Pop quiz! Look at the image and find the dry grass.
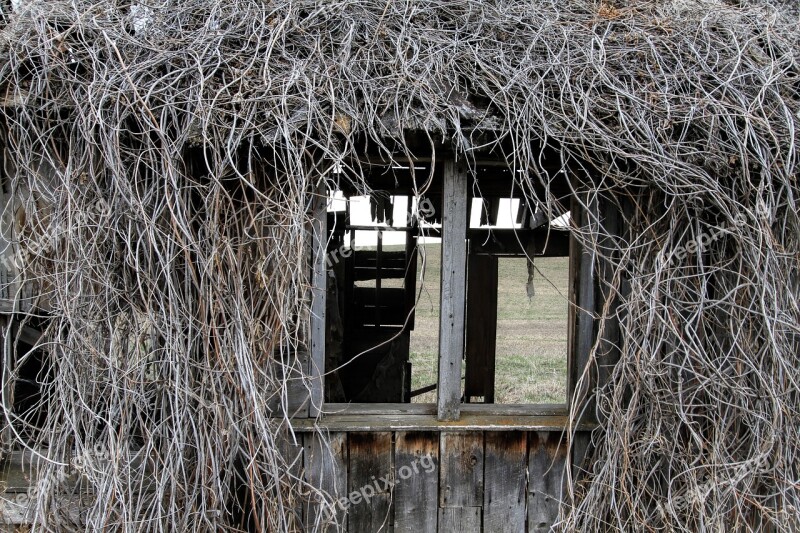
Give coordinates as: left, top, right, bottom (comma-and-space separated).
409, 243, 568, 404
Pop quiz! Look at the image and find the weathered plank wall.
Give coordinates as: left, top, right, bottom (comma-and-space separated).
0, 428, 580, 532
299, 429, 579, 533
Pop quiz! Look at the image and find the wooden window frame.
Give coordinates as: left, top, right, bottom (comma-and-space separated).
306, 160, 601, 429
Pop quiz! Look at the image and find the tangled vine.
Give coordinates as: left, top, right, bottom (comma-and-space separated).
0, 0, 798, 531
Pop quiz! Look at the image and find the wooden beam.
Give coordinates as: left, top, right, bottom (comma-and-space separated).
16, 324, 41, 347
291, 412, 594, 433
468, 228, 570, 257
309, 180, 327, 417
438, 159, 468, 421
479, 197, 501, 226
321, 403, 568, 417
375, 230, 383, 328
596, 196, 621, 416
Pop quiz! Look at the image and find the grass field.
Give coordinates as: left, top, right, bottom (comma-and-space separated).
409, 243, 569, 404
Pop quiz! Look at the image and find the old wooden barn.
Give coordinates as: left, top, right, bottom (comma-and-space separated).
0, 1, 798, 531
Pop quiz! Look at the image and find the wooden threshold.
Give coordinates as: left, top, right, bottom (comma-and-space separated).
291, 403, 597, 432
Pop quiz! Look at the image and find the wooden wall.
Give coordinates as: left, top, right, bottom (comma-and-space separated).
299, 429, 578, 533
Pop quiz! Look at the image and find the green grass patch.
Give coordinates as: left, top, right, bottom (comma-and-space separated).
409, 243, 569, 404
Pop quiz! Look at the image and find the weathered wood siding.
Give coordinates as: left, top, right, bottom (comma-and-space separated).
297, 429, 582, 533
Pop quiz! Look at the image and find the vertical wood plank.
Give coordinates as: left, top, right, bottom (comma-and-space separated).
267, 350, 310, 417
437, 507, 481, 532
585, 183, 615, 475
527, 431, 567, 533
394, 432, 439, 533
596, 197, 621, 413
568, 193, 598, 489
566, 198, 579, 403
577, 193, 597, 393
439, 432, 483, 508
0, 315, 10, 454
570, 430, 592, 486
304, 432, 347, 531
276, 429, 305, 531
438, 159, 468, 421
567, 193, 596, 409
464, 254, 498, 403
310, 179, 327, 417
483, 432, 527, 533
348, 432, 393, 533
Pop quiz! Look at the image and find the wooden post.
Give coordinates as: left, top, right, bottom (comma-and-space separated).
567, 193, 597, 486
464, 254, 498, 403
437, 159, 468, 421
309, 180, 327, 417
567, 193, 596, 407
596, 196, 620, 413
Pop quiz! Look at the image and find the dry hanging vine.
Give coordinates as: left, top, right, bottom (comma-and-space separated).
0, 0, 798, 531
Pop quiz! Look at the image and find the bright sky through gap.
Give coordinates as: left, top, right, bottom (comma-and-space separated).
329, 193, 569, 247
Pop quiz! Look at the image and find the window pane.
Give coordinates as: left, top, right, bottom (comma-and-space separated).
493, 256, 569, 403
409, 242, 441, 403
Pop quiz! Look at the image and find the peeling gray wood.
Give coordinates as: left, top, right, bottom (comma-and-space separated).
438, 159, 468, 421
304, 432, 347, 532
292, 413, 592, 433
527, 431, 567, 533
437, 507, 481, 532
570, 430, 592, 485
394, 432, 438, 533
267, 350, 310, 418
276, 428, 305, 531
309, 180, 327, 417
348, 432, 393, 533
439, 432, 483, 508
323, 403, 567, 417
483, 432, 527, 533
597, 196, 621, 412
567, 193, 597, 411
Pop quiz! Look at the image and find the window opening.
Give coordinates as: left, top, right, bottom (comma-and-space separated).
491, 256, 568, 403
320, 161, 577, 417
324, 193, 419, 403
